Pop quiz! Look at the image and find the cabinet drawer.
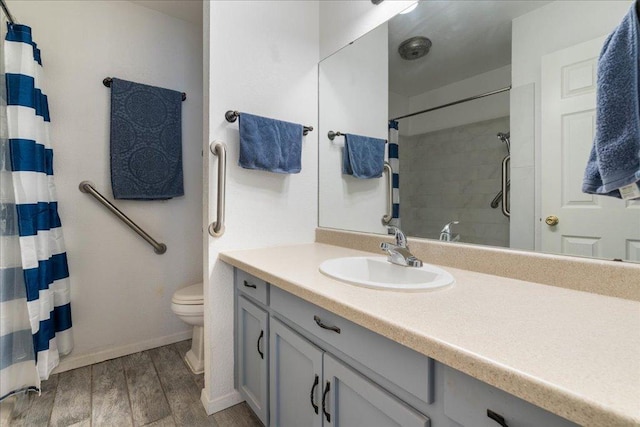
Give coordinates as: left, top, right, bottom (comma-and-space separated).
236, 269, 269, 305
271, 286, 433, 405
443, 366, 578, 427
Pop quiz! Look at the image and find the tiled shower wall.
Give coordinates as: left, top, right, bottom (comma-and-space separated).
400, 116, 510, 247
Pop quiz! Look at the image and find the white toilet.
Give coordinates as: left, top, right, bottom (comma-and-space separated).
171, 282, 205, 374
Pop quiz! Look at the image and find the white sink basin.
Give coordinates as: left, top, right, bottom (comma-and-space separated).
319, 256, 454, 292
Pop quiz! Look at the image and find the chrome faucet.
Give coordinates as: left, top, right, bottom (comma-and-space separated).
380, 226, 423, 267
439, 221, 460, 242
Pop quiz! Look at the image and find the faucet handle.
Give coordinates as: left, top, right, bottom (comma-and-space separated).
387, 226, 408, 248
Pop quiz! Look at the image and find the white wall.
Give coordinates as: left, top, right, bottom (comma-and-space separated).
204, 0, 319, 413
511, 0, 631, 250
402, 66, 511, 136
7, 0, 203, 371
319, 0, 415, 60
389, 91, 410, 121
318, 24, 389, 235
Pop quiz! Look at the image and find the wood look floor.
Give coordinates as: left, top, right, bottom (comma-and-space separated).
9, 340, 262, 427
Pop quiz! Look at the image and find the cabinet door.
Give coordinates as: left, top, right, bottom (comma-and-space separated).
323, 354, 430, 427
443, 366, 578, 427
237, 296, 269, 425
270, 318, 323, 427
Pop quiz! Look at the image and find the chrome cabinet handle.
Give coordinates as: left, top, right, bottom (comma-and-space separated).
314, 316, 341, 334
208, 141, 227, 237
310, 374, 319, 414
257, 330, 264, 359
322, 381, 331, 422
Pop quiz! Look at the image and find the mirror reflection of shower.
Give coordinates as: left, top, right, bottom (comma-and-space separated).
399, 110, 511, 248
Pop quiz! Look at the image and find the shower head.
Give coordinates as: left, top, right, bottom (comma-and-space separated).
497, 132, 510, 153
398, 36, 432, 60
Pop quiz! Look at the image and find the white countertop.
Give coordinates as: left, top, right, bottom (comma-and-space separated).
220, 243, 640, 427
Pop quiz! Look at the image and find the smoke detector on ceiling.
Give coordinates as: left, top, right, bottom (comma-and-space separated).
398, 36, 432, 60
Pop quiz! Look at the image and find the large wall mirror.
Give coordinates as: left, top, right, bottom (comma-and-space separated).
318, 0, 640, 262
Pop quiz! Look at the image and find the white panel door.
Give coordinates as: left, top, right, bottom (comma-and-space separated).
541, 37, 640, 261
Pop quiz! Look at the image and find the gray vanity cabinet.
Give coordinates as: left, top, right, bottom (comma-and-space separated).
323, 354, 430, 427
270, 317, 429, 427
234, 268, 576, 427
237, 295, 269, 425
270, 318, 323, 427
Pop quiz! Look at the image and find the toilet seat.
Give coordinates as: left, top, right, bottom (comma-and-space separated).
170, 303, 204, 317
172, 282, 203, 305
171, 282, 205, 374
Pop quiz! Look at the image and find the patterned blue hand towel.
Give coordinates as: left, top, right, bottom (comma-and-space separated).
238, 113, 303, 174
583, 1, 640, 198
342, 133, 386, 179
110, 78, 184, 199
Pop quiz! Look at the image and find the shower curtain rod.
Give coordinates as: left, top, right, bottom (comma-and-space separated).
0, 0, 16, 24
390, 85, 512, 122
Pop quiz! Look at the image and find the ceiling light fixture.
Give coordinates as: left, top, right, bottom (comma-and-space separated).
398, 36, 432, 60
371, 0, 384, 4
399, 3, 419, 15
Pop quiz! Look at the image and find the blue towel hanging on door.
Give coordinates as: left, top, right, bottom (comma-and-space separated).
583, 1, 640, 198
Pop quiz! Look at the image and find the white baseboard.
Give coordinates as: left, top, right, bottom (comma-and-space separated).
200, 388, 244, 415
52, 330, 193, 374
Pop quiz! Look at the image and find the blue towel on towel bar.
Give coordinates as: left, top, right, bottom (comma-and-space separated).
583, 1, 640, 198
342, 133, 386, 179
110, 78, 184, 199
238, 113, 303, 174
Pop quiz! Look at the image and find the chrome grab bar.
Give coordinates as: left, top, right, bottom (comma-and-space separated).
490, 183, 510, 209
79, 181, 167, 254
381, 162, 393, 225
501, 155, 510, 218
208, 141, 227, 237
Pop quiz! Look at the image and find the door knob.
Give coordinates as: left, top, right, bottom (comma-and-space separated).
545, 215, 559, 226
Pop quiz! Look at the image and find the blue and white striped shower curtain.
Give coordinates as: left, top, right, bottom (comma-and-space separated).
388, 120, 400, 227
1, 23, 73, 400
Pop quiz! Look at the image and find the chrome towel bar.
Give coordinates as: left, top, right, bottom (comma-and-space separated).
103, 77, 186, 101
225, 110, 313, 136
79, 181, 167, 254
208, 141, 227, 237
327, 130, 344, 141
328, 130, 388, 143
